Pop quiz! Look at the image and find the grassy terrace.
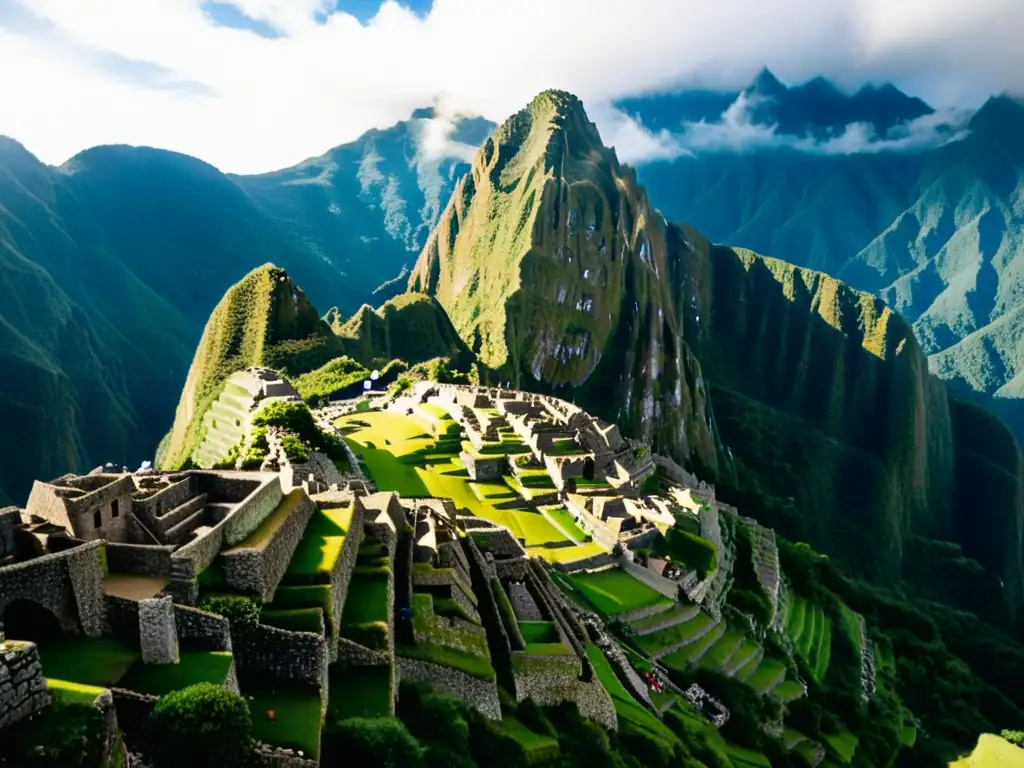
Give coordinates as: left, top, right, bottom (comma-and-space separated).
495, 714, 559, 758
225, 489, 307, 552
566, 568, 673, 617
782, 593, 833, 683
38, 637, 139, 687
249, 691, 323, 759
584, 643, 678, 750
339, 411, 602, 565
327, 665, 392, 724
542, 506, 588, 542
635, 611, 715, 655
283, 505, 355, 584
119, 651, 234, 695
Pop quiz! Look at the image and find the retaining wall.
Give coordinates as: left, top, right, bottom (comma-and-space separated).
396, 656, 501, 720
0, 641, 49, 728
620, 556, 680, 600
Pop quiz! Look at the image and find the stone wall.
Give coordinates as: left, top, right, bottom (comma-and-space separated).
234, 624, 328, 694
281, 451, 345, 491
0, 641, 49, 728
327, 506, 364, 658
105, 542, 174, 577
460, 452, 506, 481
221, 492, 315, 601
552, 551, 615, 574
27, 475, 135, 544
0, 540, 106, 638
174, 604, 232, 652
221, 476, 286, 546
620, 556, 680, 600
250, 743, 318, 768
335, 637, 390, 667
111, 688, 158, 748
105, 595, 141, 650
511, 651, 582, 703
93, 689, 121, 767
396, 656, 501, 720
139, 595, 179, 664
0, 508, 19, 558
66, 541, 108, 636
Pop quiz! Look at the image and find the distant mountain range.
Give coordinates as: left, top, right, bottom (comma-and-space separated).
0, 109, 487, 503
620, 70, 1024, 444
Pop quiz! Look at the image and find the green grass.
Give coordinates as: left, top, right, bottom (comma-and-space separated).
823, 731, 859, 764
697, 625, 746, 671
282, 506, 355, 585
342, 411, 580, 553
261, 607, 325, 634
119, 651, 234, 696
396, 642, 495, 681
951, 734, 1024, 767
47, 678, 106, 705
519, 621, 559, 643
629, 603, 697, 633
524, 642, 572, 656
267, 584, 333, 629
567, 568, 673, 617
634, 611, 715, 655
584, 643, 678, 748
772, 678, 806, 701
743, 658, 787, 694
341, 573, 390, 626
495, 714, 559, 756
661, 622, 724, 667
326, 664, 392, 723
785, 594, 832, 683
37, 637, 139, 687
544, 506, 588, 542
249, 692, 323, 758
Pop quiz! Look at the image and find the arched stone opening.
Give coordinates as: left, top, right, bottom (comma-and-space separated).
1, 599, 63, 644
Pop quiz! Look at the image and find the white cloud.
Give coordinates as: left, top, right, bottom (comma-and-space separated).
651, 92, 973, 156
0, 0, 1020, 173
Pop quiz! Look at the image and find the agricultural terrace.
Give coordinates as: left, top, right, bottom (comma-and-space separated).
335, 410, 602, 563
781, 593, 833, 683
559, 568, 672, 617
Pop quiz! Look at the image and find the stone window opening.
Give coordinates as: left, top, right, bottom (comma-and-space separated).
93, 510, 102, 529
111, 499, 119, 518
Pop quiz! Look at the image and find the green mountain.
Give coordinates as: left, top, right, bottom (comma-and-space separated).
157, 266, 468, 469
0, 110, 490, 500
410, 90, 722, 476
409, 90, 1024, 621
626, 82, 1024, 449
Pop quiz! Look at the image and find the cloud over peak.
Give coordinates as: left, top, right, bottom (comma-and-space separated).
0, 0, 1019, 173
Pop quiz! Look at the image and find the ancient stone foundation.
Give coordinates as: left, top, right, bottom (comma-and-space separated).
0, 641, 50, 728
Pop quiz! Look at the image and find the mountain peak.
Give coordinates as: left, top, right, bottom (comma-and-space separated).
528, 89, 586, 119
746, 67, 787, 98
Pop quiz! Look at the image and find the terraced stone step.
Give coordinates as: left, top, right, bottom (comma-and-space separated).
733, 647, 764, 680
649, 615, 721, 660
619, 600, 676, 624
629, 603, 700, 636
722, 639, 761, 676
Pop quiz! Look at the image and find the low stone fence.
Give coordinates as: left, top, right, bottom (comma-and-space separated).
111, 687, 159, 748
327, 506, 364, 659
174, 603, 232, 652
234, 624, 328, 695
396, 656, 501, 720
250, 743, 318, 768
620, 556, 680, 600
105, 594, 141, 649
105, 542, 174, 577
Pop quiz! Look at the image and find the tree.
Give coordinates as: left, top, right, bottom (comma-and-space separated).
147, 683, 252, 768
330, 717, 426, 767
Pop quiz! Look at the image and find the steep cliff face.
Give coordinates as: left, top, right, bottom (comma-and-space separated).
409, 91, 721, 473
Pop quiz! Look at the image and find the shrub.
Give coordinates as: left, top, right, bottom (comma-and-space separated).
197, 595, 261, 629
641, 471, 661, 495
147, 683, 252, 768
330, 717, 426, 767
280, 433, 310, 463
1003, 730, 1024, 747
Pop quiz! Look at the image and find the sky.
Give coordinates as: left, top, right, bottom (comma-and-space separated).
0, 0, 1022, 173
